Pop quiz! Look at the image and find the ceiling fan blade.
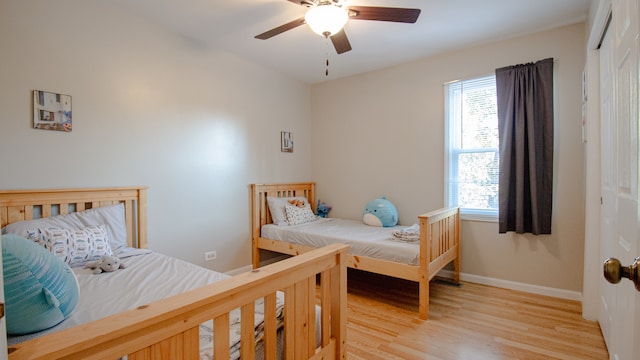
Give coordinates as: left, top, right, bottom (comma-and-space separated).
348, 6, 421, 23
331, 30, 352, 54
255, 17, 306, 40
286, 0, 311, 5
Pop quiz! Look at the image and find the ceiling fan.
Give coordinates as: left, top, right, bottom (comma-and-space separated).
255, 0, 421, 55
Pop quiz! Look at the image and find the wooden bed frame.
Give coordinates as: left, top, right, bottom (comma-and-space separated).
1, 187, 348, 360
251, 182, 460, 320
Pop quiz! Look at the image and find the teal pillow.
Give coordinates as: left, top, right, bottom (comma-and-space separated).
2, 233, 80, 335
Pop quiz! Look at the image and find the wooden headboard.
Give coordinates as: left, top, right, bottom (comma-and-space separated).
250, 182, 316, 226
0, 187, 148, 249
250, 182, 315, 266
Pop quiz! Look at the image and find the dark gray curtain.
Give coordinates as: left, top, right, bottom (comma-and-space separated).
495, 58, 554, 235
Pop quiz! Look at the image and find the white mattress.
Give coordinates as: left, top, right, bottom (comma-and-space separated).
262, 218, 420, 265
9, 249, 227, 344
8, 249, 288, 359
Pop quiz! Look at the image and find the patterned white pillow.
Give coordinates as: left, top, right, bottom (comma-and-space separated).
267, 196, 309, 226
26, 225, 113, 267
3, 203, 128, 255
284, 204, 318, 226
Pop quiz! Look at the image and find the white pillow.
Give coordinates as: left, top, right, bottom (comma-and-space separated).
2, 203, 128, 255
284, 204, 318, 226
26, 225, 113, 267
266, 196, 309, 226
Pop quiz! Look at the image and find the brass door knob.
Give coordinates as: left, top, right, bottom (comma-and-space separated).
603, 257, 640, 291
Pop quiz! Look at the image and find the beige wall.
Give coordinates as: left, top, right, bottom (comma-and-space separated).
0, 0, 312, 272
311, 23, 586, 292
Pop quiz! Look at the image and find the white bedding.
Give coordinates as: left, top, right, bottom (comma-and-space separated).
8, 249, 286, 359
262, 218, 420, 265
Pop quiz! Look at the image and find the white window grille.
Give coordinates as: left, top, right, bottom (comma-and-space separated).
444, 75, 499, 221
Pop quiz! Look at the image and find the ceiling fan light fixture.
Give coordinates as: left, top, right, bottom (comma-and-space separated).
305, 4, 348, 37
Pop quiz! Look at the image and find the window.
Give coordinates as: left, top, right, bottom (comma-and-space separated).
445, 75, 499, 221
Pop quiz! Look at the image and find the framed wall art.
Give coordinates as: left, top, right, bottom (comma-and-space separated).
281, 131, 293, 153
33, 90, 72, 132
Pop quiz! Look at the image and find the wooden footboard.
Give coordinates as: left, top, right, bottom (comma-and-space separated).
418, 206, 460, 319
7, 243, 348, 360
251, 183, 460, 320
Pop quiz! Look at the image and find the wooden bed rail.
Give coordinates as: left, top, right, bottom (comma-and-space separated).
7, 243, 349, 360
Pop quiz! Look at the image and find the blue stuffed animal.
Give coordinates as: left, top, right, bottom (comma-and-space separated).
316, 200, 332, 218
362, 196, 398, 227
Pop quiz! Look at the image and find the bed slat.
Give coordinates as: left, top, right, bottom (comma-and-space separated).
307, 276, 316, 356
0, 207, 7, 228
6, 207, 26, 226
214, 313, 230, 359
128, 347, 151, 360
294, 278, 311, 359
124, 199, 135, 247
320, 271, 331, 347
330, 250, 347, 359
263, 293, 278, 360
241, 303, 255, 360
284, 284, 295, 360
181, 327, 200, 359
137, 189, 148, 249
42, 204, 51, 218
150, 328, 198, 360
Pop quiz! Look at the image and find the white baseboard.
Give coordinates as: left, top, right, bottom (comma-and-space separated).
437, 269, 583, 302
227, 260, 582, 302
225, 254, 290, 276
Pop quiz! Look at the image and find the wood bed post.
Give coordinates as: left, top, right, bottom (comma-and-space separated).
331, 244, 347, 359
418, 214, 430, 320
250, 184, 261, 269
453, 207, 461, 283
137, 187, 148, 249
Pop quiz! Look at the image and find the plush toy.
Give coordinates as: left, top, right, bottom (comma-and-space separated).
85, 255, 126, 274
2, 234, 80, 335
316, 200, 332, 218
362, 196, 398, 227
288, 199, 306, 207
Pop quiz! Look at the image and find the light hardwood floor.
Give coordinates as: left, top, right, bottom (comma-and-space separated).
343, 269, 609, 360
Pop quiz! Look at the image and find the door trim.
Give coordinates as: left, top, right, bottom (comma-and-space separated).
583, 0, 613, 321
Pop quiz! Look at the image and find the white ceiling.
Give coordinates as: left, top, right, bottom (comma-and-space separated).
106, 0, 591, 84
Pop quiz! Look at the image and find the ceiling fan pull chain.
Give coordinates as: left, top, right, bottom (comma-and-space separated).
325, 34, 330, 76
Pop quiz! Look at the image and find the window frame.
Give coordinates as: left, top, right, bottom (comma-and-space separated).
444, 75, 499, 222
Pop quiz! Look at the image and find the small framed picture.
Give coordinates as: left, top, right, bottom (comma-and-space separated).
281, 131, 293, 153
33, 90, 72, 132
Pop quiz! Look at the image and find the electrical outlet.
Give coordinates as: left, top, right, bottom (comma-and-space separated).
204, 251, 217, 261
